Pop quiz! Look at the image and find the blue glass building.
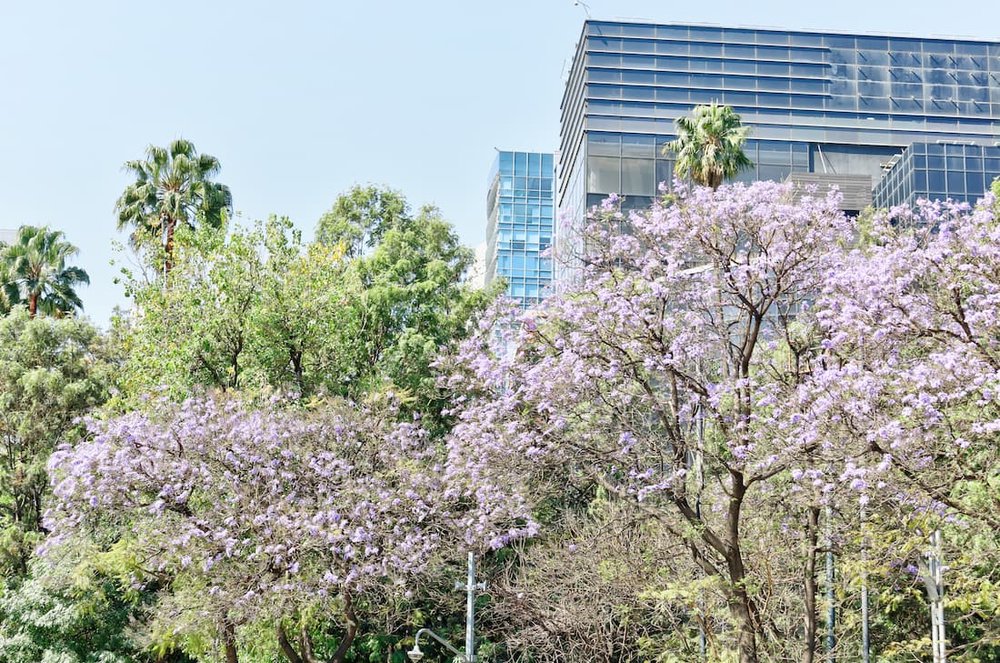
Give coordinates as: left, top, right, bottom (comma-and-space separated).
486, 151, 555, 307
558, 21, 1000, 220
873, 142, 1000, 207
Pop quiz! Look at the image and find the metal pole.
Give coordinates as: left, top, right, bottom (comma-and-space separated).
861, 573, 870, 663
466, 552, 476, 663
922, 529, 946, 663
928, 535, 940, 663
860, 506, 870, 663
922, 529, 945, 663
826, 506, 836, 660
696, 401, 706, 661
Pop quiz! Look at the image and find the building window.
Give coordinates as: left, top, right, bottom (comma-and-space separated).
587, 156, 621, 193
622, 158, 655, 195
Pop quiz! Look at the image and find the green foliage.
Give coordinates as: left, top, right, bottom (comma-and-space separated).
315, 184, 410, 258
0, 226, 90, 317
665, 103, 753, 189
110, 217, 273, 401
112, 192, 495, 422
0, 566, 137, 663
346, 203, 496, 415
0, 309, 111, 579
0, 534, 195, 663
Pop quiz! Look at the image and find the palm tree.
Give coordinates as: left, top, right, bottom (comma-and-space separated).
665, 103, 754, 189
115, 139, 232, 274
0, 225, 90, 317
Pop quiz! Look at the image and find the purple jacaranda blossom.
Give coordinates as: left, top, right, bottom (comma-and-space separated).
44, 392, 524, 642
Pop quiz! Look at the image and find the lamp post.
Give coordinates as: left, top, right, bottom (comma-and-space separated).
920, 529, 946, 663
408, 552, 484, 662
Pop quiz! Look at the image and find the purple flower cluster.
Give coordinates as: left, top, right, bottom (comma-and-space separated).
444, 181, 1000, 548
45, 394, 454, 621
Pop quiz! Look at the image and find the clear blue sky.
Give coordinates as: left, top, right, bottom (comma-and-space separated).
1, 0, 997, 325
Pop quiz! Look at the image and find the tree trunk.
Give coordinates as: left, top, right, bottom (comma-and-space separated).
222, 620, 239, 663
27, 292, 37, 318
727, 480, 760, 663
728, 565, 760, 663
290, 348, 304, 396
299, 625, 316, 662
802, 506, 821, 663
277, 623, 305, 663
330, 593, 359, 663
164, 217, 176, 275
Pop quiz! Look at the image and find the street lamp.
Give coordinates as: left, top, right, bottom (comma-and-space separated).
407, 628, 464, 662
407, 552, 484, 662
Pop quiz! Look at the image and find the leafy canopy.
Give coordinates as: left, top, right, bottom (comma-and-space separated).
0, 308, 111, 580
112, 187, 496, 423
315, 184, 409, 258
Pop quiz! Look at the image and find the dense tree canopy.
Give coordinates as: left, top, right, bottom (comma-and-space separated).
43, 386, 530, 663
5, 154, 1000, 663
113, 194, 496, 422
315, 184, 409, 258
0, 309, 111, 579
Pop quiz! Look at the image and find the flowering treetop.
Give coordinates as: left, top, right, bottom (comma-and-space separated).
444, 181, 854, 663
44, 392, 530, 661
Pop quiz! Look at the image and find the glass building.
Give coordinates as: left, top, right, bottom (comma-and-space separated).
873, 142, 1000, 207
486, 151, 555, 307
558, 21, 1000, 221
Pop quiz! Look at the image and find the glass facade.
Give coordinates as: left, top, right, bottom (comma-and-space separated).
558, 20, 1000, 215
486, 151, 555, 307
873, 142, 1000, 208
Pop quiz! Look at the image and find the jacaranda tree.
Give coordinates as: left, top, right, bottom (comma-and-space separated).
446, 185, 1000, 662
444, 182, 854, 663
44, 393, 529, 663
793, 197, 1000, 659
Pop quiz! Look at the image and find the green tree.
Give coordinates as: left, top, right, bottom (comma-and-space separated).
0, 308, 111, 579
115, 139, 232, 274
0, 226, 90, 318
315, 184, 409, 258
113, 190, 496, 419
251, 218, 352, 396
665, 102, 753, 189
110, 217, 269, 403
345, 203, 493, 412
0, 558, 151, 663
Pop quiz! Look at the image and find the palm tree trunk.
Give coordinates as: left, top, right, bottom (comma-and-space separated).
28, 293, 38, 318
164, 218, 176, 275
